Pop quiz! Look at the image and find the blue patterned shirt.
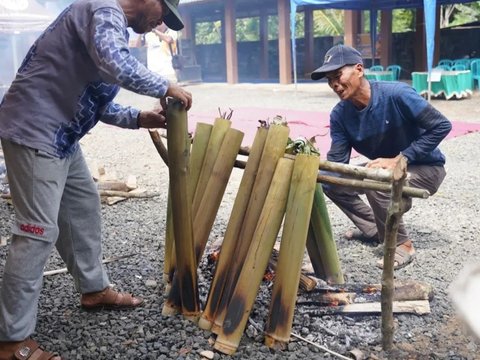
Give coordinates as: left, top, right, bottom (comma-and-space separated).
0, 0, 169, 158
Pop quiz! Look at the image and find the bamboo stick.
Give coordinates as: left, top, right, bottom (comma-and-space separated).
148, 129, 169, 166
309, 184, 344, 284
268, 254, 317, 293
162, 99, 200, 320
381, 156, 407, 351
191, 118, 231, 216
264, 154, 320, 350
214, 157, 294, 355
211, 124, 290, 334
319, 160, 393, 182
317, 174, 429, 199
198, 127, 269, 331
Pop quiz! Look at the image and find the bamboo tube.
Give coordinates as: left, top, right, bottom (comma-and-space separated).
382, 157, 407, 351
317, 174, 429, 199
309, 184, 344, 284
198, 127, 269, 331
264, 154, 319, 350
305, 225, 326, 281
214, 157, 294, 355
211, 124, 290, 333
162, 100, 200, 320
163, 189, 175, 286
188, 123, 213, 204
191, 118, 231, 216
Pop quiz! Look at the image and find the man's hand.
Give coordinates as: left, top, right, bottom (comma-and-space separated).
164, 83, 192, 111
137, 110, 167, 129
366, 154, 405, 170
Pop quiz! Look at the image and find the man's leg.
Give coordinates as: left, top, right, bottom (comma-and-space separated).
322, 184, 378, 239
0, 140, 67, 342
54, 147, 110, 293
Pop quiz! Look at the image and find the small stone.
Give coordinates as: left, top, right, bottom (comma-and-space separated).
145, 279, 158, 288
199, 350, 214, 359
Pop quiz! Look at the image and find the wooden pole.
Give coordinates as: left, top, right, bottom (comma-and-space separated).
381, 156, 407, 350
214, 157, 294, 355
265, 154, 320, 350
198, 127, 269, 331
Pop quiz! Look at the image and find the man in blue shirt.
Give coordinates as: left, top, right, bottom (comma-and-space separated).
311, 45, 451, 271
0, 0, 190, 358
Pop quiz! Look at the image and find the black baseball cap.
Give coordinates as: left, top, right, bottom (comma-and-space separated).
163, 0, 184, 31
311, 45, 363, 80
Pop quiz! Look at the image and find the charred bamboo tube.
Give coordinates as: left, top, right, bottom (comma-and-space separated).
382, 157, 407, 351
264, 154, 320, 350
163, 189, 175, 286
305, 225, 326, 281
317, 174, 429, 199
211, 124, 290, 333
198, 127, 269, 331
162, 100, 200, 320
214, 157, 294, 355
192, 118, 231, 216
309, 184, 344, 284
188, 123, 213, 204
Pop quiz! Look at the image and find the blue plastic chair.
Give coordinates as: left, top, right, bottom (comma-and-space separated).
435, 64, 451, 71
386, 65, 401, 80
438, 59, 453, 68
369, 65, 384, 72
453, 59, 470, 69
470, 59, 480, 90
451, 64, 466, 71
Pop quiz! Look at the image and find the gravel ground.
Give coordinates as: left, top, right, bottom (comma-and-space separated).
1, 83, 480, 359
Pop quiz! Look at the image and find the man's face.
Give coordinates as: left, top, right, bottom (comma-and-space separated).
130, 0, 169, 34
325, 64, 363, 101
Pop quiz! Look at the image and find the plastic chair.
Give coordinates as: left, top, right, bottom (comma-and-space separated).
451, 64, 466, 71
369, 65, 384, 72
453, 59, 470, 69
470, 59, 480, 90
438, 59, 453, 68
386, 65, 401, 80
435, 64, 451, 71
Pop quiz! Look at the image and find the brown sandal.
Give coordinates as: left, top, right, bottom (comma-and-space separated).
6, 339, 61, 360
80, 287, 144, 310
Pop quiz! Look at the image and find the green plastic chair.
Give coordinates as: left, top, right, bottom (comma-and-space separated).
470, 59, 480, 90
386, 65, 401, 80
438, 59, 453, 68
451, 64, 466, 71
369, 65, 384, 72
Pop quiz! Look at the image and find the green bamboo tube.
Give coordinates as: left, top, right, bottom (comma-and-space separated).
211, 124, 290, 334
193, 128, 244, 261
264, 154, 319, 350
162, 99, 200, 320
191, 118, 231, 216
214, 157, 294, 355
198, 127, 269, 331
305, 224, 326, 280
310, 184, 344, 284
188, 123, 213, 204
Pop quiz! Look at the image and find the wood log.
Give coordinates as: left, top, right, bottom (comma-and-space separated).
97, 189, 158, 198
319, 159, 392, 182
268, 256, 317, 293
96, 181, 129, 192
305, 300, 430, 316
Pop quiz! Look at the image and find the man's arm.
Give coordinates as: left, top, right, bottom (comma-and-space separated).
99, 102, 167, 129
326, 112, 352, 164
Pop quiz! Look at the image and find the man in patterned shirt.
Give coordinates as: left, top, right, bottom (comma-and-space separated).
311, 45, 451, 271
0, 1, 190, 358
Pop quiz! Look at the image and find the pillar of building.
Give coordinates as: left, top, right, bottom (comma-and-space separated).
304, 7, 314, 76
380, 10, 392, 68
278, 0, 292, 84
260, 6, 269, 79
344, 10, 360, 48
224, 0, 238, 84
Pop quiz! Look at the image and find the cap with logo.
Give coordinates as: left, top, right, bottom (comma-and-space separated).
163, 0, 184, 31
311, 45, 363, 80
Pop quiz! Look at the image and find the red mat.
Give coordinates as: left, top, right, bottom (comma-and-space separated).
189, 107, 480, 158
